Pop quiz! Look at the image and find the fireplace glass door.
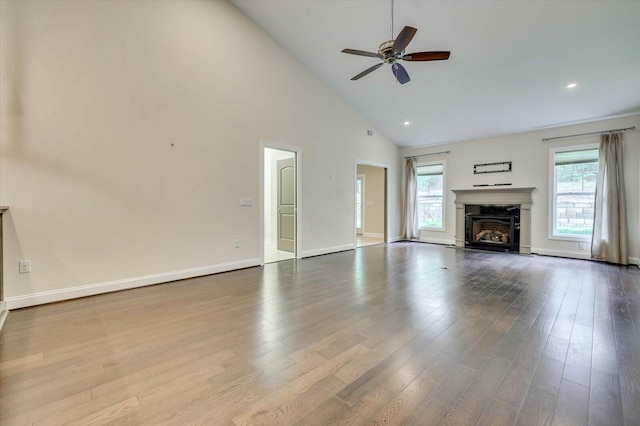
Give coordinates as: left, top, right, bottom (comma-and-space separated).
467, 215, 515, 252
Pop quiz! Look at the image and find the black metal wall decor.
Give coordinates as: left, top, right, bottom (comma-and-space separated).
474, 161, 512, 174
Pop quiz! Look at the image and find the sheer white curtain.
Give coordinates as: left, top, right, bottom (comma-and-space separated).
591, 132, 628, 265
403, 158, 419, 240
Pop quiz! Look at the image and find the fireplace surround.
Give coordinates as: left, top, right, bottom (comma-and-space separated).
452, 187, 536, 254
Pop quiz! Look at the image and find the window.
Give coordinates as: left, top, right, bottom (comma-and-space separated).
417, 163, 444, 229
551, 146, 598, 239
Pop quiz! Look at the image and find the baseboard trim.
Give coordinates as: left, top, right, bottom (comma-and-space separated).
362, 232, 384, 239
390, 235, 404, 242
418, 237, 456, 246
6, 258, 261, 310
531, 247, 591, 260
0, 301, 8, 332
532, 249, 640, 266
301, 244, 355, 258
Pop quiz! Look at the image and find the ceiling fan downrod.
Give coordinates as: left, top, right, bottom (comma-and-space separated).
390, 0, 394, 40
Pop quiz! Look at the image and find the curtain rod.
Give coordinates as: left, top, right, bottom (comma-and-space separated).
404, 150, 451, 159
541, 126, 635, 142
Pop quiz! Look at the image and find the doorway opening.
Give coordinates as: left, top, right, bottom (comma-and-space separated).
263, 147, 296, 263
356, 174, 365, 236
355, 163, 387, 248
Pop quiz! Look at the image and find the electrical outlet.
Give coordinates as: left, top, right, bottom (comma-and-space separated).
240, 198, 253, 207
579, 242, 588, 251
234, 239, 240, 248
19, 260, 31, 274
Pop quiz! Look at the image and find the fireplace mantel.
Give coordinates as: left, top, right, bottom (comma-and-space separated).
452, 187, 536, 254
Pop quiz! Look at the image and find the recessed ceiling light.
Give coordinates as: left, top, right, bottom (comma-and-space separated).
566, 82, 577, 89
403, 121, 411, 126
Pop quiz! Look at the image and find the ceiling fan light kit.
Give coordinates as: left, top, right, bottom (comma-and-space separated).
341, 0, 450, 84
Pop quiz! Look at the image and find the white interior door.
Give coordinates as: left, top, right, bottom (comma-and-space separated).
277, 157, 295, 252
356, 175, 365, 235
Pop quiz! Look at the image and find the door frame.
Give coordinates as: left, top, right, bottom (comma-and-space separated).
260, 141, 302, 265
356, 174, 365, 235
355, 160, 390, 245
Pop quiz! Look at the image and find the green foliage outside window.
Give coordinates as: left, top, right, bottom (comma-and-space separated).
556, 162, 597, 194
554, 150, 598, 237
417, 174, 443, 228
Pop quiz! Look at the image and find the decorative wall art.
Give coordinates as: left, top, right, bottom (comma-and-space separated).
473, 161, 512, 174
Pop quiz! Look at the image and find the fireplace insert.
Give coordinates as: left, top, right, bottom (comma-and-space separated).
465, 205, 520, 252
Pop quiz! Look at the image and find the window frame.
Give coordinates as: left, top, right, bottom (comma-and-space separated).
417, 160, 446, 232
548, 143, 598, 242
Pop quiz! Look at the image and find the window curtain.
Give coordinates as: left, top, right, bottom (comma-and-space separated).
591, 132, 628, 265
403, 158, 419, 239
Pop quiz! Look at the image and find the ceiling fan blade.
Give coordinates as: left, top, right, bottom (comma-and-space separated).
351, 62, 384, 81
392, 26, 417, 55
392, 63, 410, 85
403, 51, 451, 61
342, 49, 382, 59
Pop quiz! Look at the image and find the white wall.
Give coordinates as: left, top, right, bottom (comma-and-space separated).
0, 0, 401, 308
402, 115, 640, 264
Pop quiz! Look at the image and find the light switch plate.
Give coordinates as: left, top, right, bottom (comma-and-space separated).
240, 198, 253, 207
19, 260, 31, 274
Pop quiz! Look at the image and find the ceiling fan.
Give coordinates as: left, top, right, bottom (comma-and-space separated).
341, 0, 450, 84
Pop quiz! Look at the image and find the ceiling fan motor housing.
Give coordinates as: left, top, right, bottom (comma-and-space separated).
379, 40, 399, 63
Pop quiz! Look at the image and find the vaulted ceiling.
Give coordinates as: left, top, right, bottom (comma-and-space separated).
232, 0, 640, 148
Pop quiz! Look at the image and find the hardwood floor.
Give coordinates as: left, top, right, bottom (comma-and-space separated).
1, 242, 639, 425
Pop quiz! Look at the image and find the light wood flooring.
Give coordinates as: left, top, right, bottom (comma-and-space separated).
356, 235, 385, 248
264, 239, 295, 264
1, 242, 639, 425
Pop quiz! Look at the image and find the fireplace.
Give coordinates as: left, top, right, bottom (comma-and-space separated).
465, 205, 520, 252
452, 187, 536, 254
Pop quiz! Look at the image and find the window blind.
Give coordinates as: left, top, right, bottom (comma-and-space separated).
417, 164, 444, 176
554, 149, 598, 166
